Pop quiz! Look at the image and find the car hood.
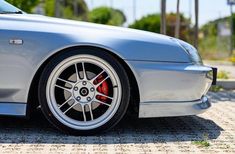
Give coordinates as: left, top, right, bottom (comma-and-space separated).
1, 14, 191, 63
1, 14, 176, 44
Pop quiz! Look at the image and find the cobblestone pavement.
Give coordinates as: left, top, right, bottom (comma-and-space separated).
0, 91, 235, 154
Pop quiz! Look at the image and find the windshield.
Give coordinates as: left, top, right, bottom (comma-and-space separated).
0, 0, 23, 14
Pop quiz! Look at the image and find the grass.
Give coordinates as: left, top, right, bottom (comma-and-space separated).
217, 70, 230, 79
193, 140, 210, 148
209, 70, 230, 92
209, 85, 223, 92
230, 55, 235, 64
192, 133, 210, 148
199, 36, 230, 60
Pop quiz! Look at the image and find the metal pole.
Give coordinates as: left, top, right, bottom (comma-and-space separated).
189, 0, 192, 20
189, 0, 192, 42
230, 5, 234, 55
73, 0, 78, 16
175, 0, 180, 38
161, 0, 166, 34
55, 0, 60, 17
194, 0, 199, 49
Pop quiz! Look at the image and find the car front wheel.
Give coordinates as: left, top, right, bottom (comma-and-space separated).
38, 48, 130, 135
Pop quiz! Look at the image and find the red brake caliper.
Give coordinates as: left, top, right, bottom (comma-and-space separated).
95, 75, 109, 103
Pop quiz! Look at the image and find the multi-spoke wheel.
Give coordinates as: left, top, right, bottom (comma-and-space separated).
38, 48, 130, 135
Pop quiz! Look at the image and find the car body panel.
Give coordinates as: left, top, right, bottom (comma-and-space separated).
139, 96, 211, 118
0, 102, 26, 116
0, 14, 191, 61
0, 14, 213, 118
127, 61, 212, 103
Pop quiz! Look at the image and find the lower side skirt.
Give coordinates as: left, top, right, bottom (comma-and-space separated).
0, 102, 26, 116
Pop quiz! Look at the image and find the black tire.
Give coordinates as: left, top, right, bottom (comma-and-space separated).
38, 48, 130, 135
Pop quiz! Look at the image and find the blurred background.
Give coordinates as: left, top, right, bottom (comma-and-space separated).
5, 0, 235, 87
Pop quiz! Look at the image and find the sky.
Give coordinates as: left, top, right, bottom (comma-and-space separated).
84, 0, 232, 27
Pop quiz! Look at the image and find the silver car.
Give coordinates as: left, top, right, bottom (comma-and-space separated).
0, 1, 217, 135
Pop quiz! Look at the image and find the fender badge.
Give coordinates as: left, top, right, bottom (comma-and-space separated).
9, 39, 23, 45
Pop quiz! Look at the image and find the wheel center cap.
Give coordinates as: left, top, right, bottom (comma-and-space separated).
73, 81, 95, 103
80, 87, 89, 96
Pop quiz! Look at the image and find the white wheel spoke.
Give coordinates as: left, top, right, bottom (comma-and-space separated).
82, 62, 88, 80
94, 99, 111, 107
81, 104, 87, 122
90, 70, 105, 83
96, 91, 113, 100
59, 97, 72, 109
55, 84, 72, 93
74, 64, 80, 82
47, 55, 122, 129
88, 104, 94, 120
95, 76, 110, 88
57, 77, 74, 86
63, 101, 78, 114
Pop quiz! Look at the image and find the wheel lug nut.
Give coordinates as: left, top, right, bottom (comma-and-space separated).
76, 96, 81, 101
87, 97, 91, 101
82, 81, 87, 85
74, 87, 78, 91
90, 88, 95, 92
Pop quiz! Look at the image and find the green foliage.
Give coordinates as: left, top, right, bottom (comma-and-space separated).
129, 14, 161, 33
192, 133, 210, 148
44, 0, 54, 17
230, 54, 235, 64
6, 0, 39, 13
198, 35, 220, 60
44, 0, 88, 20
129, 13, 192, 42
199, 18, 229, 60
200, 21, 217, 36
217, 70, 230, 79
63, 0, 88, 20
199, 15, 235, 60
193, 140, 210, 148
166, 13, 192, 41
88, 7, 126, 26
88, 7, 111, 24
109, 9, 126, 26
210, 85, 223, 92
209, 70, 229, 92
62, 6, 75, 19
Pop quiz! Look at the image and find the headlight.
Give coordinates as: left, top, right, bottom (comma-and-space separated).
177, 39, 203, 65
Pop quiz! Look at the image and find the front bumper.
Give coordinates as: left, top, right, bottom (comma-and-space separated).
139, 96, 211, 118
127, 60, 215, 118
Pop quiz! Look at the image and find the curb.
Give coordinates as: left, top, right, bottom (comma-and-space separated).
217, 79, 235, 90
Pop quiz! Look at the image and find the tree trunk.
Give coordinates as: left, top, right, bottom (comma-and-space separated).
161, 0, 166, 35
230, 5, 234, 56
194, 0, 199, 49
55, 0, 60, 17
73, 0, 78, 16
175, 0, 180, 38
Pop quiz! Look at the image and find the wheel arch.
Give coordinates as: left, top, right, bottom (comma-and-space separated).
27, 45, 140, 117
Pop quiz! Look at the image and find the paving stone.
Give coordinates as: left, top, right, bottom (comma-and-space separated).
0, 91, 235, 153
